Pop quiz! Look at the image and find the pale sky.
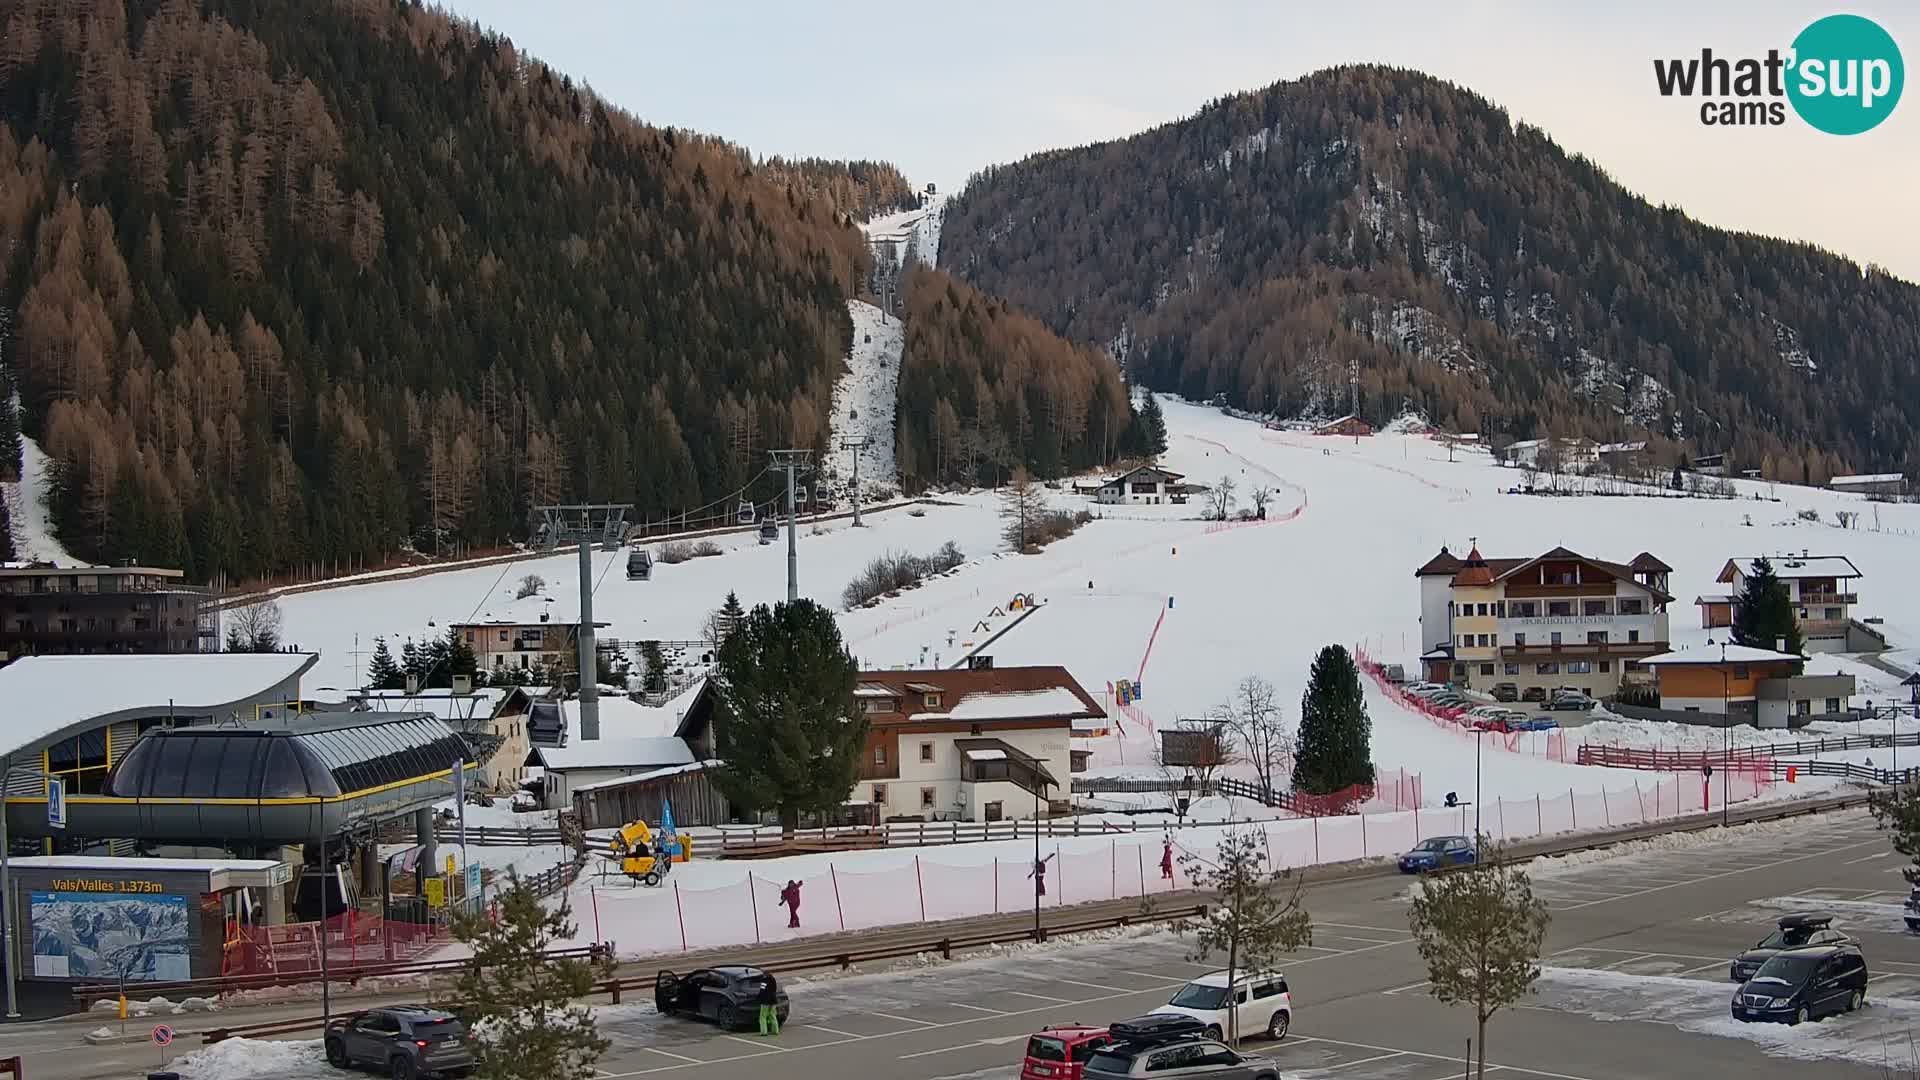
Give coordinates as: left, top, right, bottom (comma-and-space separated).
441, 1, 1919, 283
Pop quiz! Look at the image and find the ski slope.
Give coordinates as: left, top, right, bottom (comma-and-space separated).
862, 192, 947, 269
278, 396, 1919, 801
2, 433, 79, 565
823, 299, 903, 492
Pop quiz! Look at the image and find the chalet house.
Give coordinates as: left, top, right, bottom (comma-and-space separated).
1640, 644, 1855, 728
451, 591, 610, 674
1829, 473, 1910, 498
1414, 545, 1672, 697
1314, 415, 1372, 437
1704, 555, 1866, 653
1596, 441, 1649, 473
529, 736, 698, 809
1097, 465, 1186, 506
849, 666, 1102, 822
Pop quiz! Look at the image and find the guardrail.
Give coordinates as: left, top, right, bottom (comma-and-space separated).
1578, 737, 1920, 771
199, 905, 1207, 1044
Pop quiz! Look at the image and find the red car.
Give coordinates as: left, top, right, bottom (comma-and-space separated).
1021, 1024, 1113, 1080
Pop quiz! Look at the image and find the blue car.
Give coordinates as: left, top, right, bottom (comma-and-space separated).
1398, 835, 1477, 873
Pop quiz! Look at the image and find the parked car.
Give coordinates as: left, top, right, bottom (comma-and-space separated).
1546, 691, 1596, 711
1022, 1024, 1114, 1080
1905, 887, 1920, 932
1398, 835, 1477, 873
324, 1005, 473, 1079
1083, 1032, 1282, 1080
1731, 944, 1869, 1024
1730, 914, 1852, 982
1520, 686, 1548, 703
1490, 683, 1520, 702
1150, 970, 1293, 1041
655, 966, 789, 1030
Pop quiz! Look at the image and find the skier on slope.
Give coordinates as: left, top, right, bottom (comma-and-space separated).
777, 879, 802, 928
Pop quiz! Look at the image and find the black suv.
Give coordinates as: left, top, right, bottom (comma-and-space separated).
325, 1004, 474, 1078
1729, 912, 1852, 982
1731, 944, 1869, 1025
1084, 1016, 1281, 1080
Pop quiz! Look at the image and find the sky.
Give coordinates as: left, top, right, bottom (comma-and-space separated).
439, 1, 1919, 283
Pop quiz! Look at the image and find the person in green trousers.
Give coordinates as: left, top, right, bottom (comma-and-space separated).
756, 976, 781, 1036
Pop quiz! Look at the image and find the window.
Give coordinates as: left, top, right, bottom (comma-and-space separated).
920, 786, 936, 808
1495, 602, 1506, 617
1512, 601, 1538, 617
1796, 699, 1811, 717
1536, 662, 1560, 675
1476, 634, 1490, 647
1459, 634, 1471, 648
498, 629, 508, 642
1452, 663, 1466, 677
1825, 698, 1842, 714
1514, 632, 1527, 647
919, 742, 934, 763
1251, 980, 1283, 999
1628, 629, 1640, 643
872, 784, 887, 803
862, 697, 895, 714
465, 630, 476, 643
1733, 665, 1750, 678
874, 745, 888, 765
1825, 607, 1841, 620
1599, 661, 1612, 673
1619, 598, 1644, 615
1480, 664, 1494, 676
1504, 664, 1520, 676
1566, 661, 1593, 674
984, 800, 1003, 821
1583, 600, 1609, 616
1548, 601, 1573, 617
924, 693, 942, 708
1550, 632, 1563, 645
1476, 603, 1488, 616
1587, 630, 1607, 644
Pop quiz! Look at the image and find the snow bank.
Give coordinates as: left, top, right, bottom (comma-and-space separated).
174, 1037, 329, 1080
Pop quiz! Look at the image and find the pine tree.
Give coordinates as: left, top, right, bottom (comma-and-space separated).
449, 874, 614, 1080
1731, 557, 1803, 659
400, 638, 427, 688
711, 598, 864, 832
366, 637, 403, 690
1407, 840, 1551, 1080
1293, 644, 1375, 798
639, 640, 667, 694
1138, 393, 1168, 458
445, 626, 479, 685
719, 591, 746, 639
0, 490, 13, 561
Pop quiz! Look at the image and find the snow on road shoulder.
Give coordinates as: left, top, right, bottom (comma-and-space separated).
173, 1037, 330, 1080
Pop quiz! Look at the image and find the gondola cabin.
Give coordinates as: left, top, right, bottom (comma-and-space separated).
626, 546, 653, 581
758, 519, 779, 544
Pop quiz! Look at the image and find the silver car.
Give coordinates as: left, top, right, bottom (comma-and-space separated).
1083, 1039, 1282, 1080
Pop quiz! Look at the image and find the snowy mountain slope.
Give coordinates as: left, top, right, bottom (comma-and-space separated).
2, 434, 79, 565
278, 395, 1919, 806
823, 300, 902, 491
861, 192, 947, 269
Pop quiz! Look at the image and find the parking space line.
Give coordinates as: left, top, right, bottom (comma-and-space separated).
898, 1043, 978, 1061
1321, 922, 1410, 935
639, 1047, 703, 1063
1292, 1031, 1604, 1080
796, 1023, 867, 1038
945, 1002, 1006, 1015
1677, 960, 1732, 976
718, 1035, 783, 1052
1845, 851, 1894, 864
1120, 969, 1196, 982
1599, 952, 1661, 970
871, 1011, 935, 1027
1002, 989, 1071, 1004
1563, 837, 1884, 910
1381, 979, 1431, 995
1314, 1051, 1409, 1071
1318, 933, 1402, 945
1050, 974, 1176, 992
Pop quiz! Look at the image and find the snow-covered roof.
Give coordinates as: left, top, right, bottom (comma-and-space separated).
572, 759, 718, 793
0, 653, 319, 757
854, 684, 896, 698
352, 688, 509, 722
7, 855, 283, 872
533, 736, 694, 771
1722, 555, 1862, 580
1693, 594, 1735, 605
962, 748, 1008, 761
1597, 440, 1647, 454
948, 688, 1093, 721
1639, 644, 1805, 666
1831, 473, 1905, 486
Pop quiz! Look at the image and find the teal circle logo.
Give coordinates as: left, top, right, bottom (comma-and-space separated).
1787, 14, 1904, 135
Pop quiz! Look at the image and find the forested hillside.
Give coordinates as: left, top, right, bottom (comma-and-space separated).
895, 266, 1135, 490
757, 157, 920, 221
943, 66, 1920, 481
0, 0, 868, 582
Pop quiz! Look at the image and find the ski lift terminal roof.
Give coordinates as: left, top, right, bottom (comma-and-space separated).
0, 652, 319, 759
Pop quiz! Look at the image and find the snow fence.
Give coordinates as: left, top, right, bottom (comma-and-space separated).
578, 771, 1729, 958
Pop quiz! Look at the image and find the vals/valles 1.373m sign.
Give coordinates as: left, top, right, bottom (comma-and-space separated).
1653, 13, 1904, 133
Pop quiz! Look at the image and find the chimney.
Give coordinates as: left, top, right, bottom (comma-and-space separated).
1775, 638, 1786, 653
452, 674, 472, 695
405, 673, 420, 694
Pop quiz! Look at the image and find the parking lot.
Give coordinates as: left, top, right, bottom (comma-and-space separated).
28, 806, 1919, 1080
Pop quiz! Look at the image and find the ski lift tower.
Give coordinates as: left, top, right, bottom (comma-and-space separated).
536, 503, 630, 741
838, 435, 870, 527
768, 450, 814, 603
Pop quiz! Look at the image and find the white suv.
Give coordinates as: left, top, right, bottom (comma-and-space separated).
1151, 970, 1291, 1041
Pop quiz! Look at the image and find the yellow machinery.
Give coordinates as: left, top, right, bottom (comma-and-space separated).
607, 820, 692, 887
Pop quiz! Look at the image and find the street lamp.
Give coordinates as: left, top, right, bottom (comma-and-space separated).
1710, 637, 1729, 826
1474, 727, 1485, 842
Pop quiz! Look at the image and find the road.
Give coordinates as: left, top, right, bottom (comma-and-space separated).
14, 807, 1919, 1079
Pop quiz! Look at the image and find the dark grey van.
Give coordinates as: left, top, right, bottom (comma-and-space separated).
1731, 945, 1868, 1025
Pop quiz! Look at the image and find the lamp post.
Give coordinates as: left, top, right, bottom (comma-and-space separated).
1710, 638, 1729, 826
1905, 673, 1920, 784
1474, 727, 1485, 842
